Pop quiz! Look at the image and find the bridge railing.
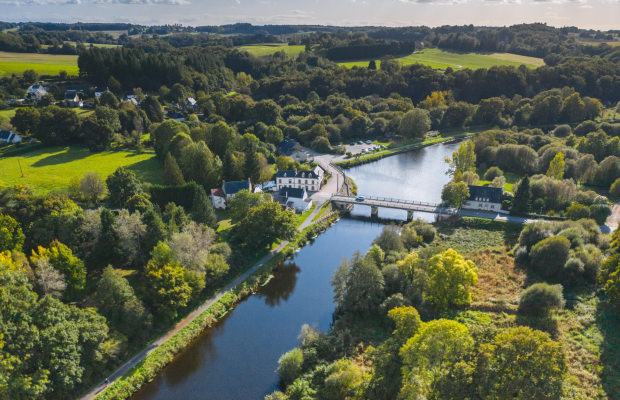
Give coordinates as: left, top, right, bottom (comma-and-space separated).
331, 195, 440, 208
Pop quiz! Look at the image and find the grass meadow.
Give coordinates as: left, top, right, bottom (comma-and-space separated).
0, 146, 162, 194
0, 51, 79, 76
339, 48, 544, 70
236, 43, 305, 57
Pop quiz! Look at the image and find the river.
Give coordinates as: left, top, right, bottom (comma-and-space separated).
131, 141, 460, 400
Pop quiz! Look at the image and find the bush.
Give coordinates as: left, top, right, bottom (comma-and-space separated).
409, 219, 437, 243
553, 124, 572, 137
484, 166, 504, 181
529, 236, 571, 278
149, 182, 198, 210
277, 348, 304, 387
518, 283, 564, 316
611, 177, 620, 196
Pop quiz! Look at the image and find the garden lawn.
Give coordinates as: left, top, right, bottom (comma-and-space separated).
0, 51, 79, 76
0, 146, 162, 194
236, 43, 305, 57
339, 48, 544, 70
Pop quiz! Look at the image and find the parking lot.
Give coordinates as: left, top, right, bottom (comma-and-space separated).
343, 141, 387, 155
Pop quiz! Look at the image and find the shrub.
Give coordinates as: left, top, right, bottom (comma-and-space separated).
553, 124, 572, 137
611, 177, 620, 197
408, 219, 437, 243
529, 236, 571, 278
484, 166, 504, 181
518, 283, 564, 316
277, 348, 304, 387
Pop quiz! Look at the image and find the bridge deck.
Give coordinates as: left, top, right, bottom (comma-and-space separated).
330, 195, 457, 215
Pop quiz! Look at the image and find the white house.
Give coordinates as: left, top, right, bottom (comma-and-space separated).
462, 185, 503, 212
279, 187, 312, 212
210, 179, 252, 210
185, 97, 197, 111
276, 166, 324, 193
26, 84, 48, 102
0, 130, 22, 145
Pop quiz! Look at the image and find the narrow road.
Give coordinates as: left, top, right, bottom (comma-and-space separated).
603, 202, 620, 233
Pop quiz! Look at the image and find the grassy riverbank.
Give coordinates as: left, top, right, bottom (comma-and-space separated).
94, 214, 341, 400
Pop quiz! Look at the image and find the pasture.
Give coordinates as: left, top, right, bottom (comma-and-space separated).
0, 146, 162, 194
339, 48, 545, 70
0, 51, 79, 77
236, 43, 305, 57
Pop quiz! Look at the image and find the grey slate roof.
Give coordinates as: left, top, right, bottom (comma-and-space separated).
279, 187, 305, 199
224, 180, 250, 196
468, 185, 502, 203
276, 169, 320, 179
277, 138, 296, 155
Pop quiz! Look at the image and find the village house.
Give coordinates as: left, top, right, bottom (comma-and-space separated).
185, 97, 197, 111
0, 130, 22, 145
210, 179, 252, 209
26, 84, 48, 102
94, 86, 109, 99
279, 187, 312, 212
462, 185, 504, 213
276, 166, 324, 193
63, 90, 83, 107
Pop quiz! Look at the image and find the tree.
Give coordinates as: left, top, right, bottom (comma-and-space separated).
191, 186, 217, 227
511, 176, 530, 215
0, 213, 24, 252
106, 167, 143, 208
546, 152, 565, 180
530, 236, 571, 278
99, 91, 119, 108
95, 266, 151, 337
368, 60, 377, 70
611, 177, 620, 197
560, 92, 586, 123
163, 153, 186, 186
387, 306, 422, 344
228, 189, 270, 224
478, 327, 567, 399
86, 106, 121, 150
332, 252, 385, 315
142, 95, 164, 123
422, 249, 478, 313
179, 141, 221, 189
144, 257, 192, 321
277, 348, 304, 387
441, 181, 470, 208
10, 107, 40, 135
152, 119, 190, 158
265, 125, 284, 145
141, 208, 167, 254
518, 283, 564, 316
372, 225, 404, 253
399, 108, 431, 138
446, 140, 476, 176
33, 257, 66, 298
400, 319, 473, 398
22, 69, 39, 85
233, 202, 296, 251
30, 240, 86, 301
79, 172, 106, 204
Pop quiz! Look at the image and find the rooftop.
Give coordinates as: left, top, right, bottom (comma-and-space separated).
468, 185, 503, 203
279, 187, 306, 199
224, 180, 250, 196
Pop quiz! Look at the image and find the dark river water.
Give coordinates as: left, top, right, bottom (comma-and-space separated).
131, 141, 460, 400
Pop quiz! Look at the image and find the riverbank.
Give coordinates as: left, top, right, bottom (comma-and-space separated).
86, 214, 341, 400
335, 132, 471, 169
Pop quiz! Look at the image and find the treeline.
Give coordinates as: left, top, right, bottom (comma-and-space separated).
325, 41, 416, 61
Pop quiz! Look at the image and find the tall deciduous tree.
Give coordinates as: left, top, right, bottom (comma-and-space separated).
399, 108, 431, 138
233, 202, 296, 251
441, 181, 470, 208
30, 240, 86, 301
163, 153, 186, 186
446, 140, 476, 176
106, 167, 143, 208
546, 152, 565, 180
79, 172, 106, 204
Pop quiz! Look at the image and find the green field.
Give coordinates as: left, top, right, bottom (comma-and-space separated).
0, 51, 79, 77
0, 109, 16, 123
0, 146, 162, 194
339, 48, 545, 70
64, 41, 121, 49
236, 43, 305, 57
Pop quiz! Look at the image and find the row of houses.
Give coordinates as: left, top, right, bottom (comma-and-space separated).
209, 165, 325, 213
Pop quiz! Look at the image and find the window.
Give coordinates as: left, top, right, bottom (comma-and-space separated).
289, 179, 292, 183
312, 186, 315, 190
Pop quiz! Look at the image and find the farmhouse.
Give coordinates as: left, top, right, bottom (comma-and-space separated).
210, 179, 253, 209
94, 87, 109, 99
276, 166, 324, 192
279, 187, 312, 212
26, 84, 48, 102
0, 130, 22, 145
185, 97, 197, 111
63, 90, 83, 107
462, 185, 503, 212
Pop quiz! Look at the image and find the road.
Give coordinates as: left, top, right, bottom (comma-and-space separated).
603, 202, 620, 233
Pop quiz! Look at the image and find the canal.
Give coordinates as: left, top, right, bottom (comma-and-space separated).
131, 141, 460, 400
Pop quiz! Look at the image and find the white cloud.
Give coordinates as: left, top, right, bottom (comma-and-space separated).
0, 0, 189, 5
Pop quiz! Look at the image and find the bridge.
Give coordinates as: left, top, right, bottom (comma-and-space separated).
330, 195, 457, 220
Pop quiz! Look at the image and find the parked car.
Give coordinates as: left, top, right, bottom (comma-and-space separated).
350, 142, 355, 146
361, 148, 367, 153
365, 140, 372, 144
357, 140, 363, 145
355, 195, 365, 202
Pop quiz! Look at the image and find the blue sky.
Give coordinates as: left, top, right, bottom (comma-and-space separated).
0, 0, 618, 30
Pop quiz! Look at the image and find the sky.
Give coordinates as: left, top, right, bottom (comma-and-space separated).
0, 0, 618, 30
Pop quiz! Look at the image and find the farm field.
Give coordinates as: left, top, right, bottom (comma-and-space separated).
0, 146, 162, 194
64, 41, 121, 48
0, 51, 79, 76
339, 48, 545, 70
236, 43, 305, 57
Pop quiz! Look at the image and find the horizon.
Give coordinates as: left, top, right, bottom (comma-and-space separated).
1, 0, 618, 31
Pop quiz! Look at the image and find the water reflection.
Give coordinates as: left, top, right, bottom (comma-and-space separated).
257, 263, 301, 307
131, 143, 458, 400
